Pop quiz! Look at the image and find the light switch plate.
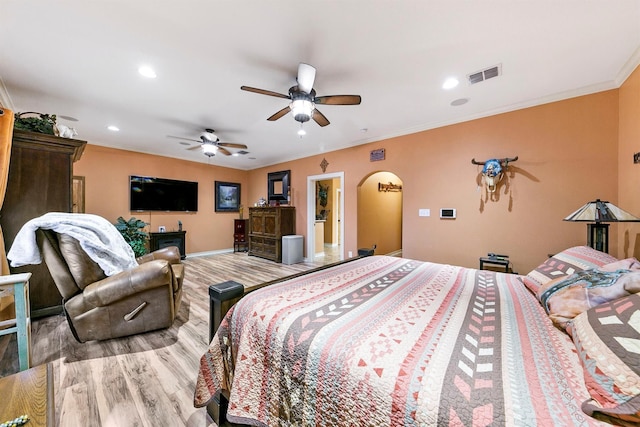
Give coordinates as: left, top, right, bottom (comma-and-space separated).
419, 209, 430, 217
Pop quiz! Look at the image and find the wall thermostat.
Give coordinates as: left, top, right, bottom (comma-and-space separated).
440, 208, 456, 219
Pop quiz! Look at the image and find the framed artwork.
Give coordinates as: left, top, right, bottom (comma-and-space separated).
215, 181, 241, 212
267, 170, 290, 204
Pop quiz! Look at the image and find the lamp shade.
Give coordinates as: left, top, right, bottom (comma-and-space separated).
563, 199, 640, 223
563, 199, 640, 253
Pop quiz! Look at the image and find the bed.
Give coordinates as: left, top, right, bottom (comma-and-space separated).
194, 247, 640, 426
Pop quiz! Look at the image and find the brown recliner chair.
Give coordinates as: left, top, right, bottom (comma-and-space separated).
36, 229, 184, 342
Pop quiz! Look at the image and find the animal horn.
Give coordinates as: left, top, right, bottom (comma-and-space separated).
471, 158, 485, 165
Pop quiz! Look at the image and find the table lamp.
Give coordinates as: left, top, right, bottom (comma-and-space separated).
563, 199, 640, 253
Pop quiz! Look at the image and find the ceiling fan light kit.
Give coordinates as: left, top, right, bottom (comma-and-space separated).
290, 99, 314, 123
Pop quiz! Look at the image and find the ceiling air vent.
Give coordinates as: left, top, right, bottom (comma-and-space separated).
467, 64, 501, 85
237, 150, 249, 155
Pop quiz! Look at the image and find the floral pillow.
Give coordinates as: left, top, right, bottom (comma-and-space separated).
567, 293, 640, 426
520, 246, 618, 294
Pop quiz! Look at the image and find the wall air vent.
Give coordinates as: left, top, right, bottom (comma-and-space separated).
467, 64, 502, 85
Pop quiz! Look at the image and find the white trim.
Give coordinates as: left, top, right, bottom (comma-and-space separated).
184, 248, 233, 258
307, 171, 345, 261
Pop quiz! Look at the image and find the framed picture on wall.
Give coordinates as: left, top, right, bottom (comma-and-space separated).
215, 181, 241, 212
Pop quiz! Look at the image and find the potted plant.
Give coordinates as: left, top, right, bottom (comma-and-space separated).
114, 216, 149, 257
13, 112, 57, 135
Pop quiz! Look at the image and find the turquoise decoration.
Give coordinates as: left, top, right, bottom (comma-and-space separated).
482, 159, 502, 177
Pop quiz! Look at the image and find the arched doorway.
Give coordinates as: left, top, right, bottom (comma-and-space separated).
357, 171, 403, 256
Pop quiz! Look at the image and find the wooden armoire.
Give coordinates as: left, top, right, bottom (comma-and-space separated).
1, 129, 86, 318
248, 206, 295, 262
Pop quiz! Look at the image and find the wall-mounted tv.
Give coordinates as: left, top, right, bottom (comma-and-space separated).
130, 175, 198, 212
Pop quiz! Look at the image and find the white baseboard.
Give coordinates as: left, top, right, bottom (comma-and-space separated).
185, 248, 234, 258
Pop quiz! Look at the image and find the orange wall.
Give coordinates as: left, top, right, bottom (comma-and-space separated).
618, 65, 640, 258
74, 87, 625, 274
248, 90, 620, 273
73, 145, 248, 254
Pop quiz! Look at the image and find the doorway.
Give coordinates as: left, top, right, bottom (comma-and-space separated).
357, 171, 403, 256
307, 172, 344, 261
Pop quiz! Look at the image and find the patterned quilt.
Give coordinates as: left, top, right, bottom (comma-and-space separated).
195, 256, 608, 426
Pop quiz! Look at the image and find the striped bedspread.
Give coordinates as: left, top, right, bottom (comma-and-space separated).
195, 256, 607, 426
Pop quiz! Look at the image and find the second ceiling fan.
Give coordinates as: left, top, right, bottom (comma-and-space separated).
241, 63, 361, 127
186, 129, 247, 157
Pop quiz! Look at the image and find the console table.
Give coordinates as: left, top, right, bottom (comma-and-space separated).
149, 231, 186, 259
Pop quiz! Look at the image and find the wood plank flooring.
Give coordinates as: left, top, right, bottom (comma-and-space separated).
0, 251, 332, 427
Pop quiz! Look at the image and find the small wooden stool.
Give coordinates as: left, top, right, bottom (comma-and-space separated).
0, 273, 32, 371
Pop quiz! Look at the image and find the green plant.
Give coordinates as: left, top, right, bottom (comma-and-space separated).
318, 183, 329, 208
114, 216, 149, 257
14, 112, 57, 135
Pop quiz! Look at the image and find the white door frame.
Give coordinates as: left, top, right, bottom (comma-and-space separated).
307, 171, 345, 261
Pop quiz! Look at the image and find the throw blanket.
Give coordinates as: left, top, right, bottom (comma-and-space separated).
195, 256, 608, 426
7, 212, 138, 276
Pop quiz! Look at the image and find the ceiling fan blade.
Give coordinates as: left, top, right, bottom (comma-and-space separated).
217, 142, 248, 149
187, 145, 202, 151
297, 63, 316, 94
267, 106, 291, 121
312, 109, 330, 127
314, 94, 362, 105
217, 146, 232, 156
168, 135, 201, 143
241, 86, 290, 99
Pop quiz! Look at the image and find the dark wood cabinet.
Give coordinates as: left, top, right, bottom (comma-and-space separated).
1, 130, 86, 318
248, 206, 295, 262
234, 219, 248, 252
149, 231, 186, 259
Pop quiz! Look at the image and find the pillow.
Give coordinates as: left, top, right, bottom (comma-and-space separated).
537, 268, 640, 329
567, 293, 640, 426
521, 246, 618, 294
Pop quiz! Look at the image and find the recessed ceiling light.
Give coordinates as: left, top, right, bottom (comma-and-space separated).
107, 125, 120, 131
442, 77, 459, 90
138, 66, 157, 79
450, 98, 469, 106
232, 153, 239, 157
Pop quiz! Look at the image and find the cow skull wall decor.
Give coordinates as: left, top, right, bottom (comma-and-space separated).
471, 156, 518, 193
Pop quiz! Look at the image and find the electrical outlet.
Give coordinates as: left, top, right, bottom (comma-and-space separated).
348, 251, 353, 257
158, 226, 166, 232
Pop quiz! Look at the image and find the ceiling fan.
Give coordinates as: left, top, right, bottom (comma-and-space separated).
183, 129, 248, 157
241, 63, 361, 127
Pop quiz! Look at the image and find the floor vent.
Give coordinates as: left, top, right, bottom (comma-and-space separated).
468, 64, 501, 85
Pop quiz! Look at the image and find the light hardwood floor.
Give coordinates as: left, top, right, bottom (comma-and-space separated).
0, 252, 332, 427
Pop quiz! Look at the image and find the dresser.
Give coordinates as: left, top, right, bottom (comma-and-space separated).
234, 219, 249, 252
1, 130, 86, 318
248, 206, 295, 262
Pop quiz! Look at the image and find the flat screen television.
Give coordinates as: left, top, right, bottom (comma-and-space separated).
130, 175, 198, 212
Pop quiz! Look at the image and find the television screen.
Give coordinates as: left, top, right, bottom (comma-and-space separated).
130, 175, 198, 212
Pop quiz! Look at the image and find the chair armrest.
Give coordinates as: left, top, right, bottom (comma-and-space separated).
83, 260, 172, 307
137, 246, 181, 265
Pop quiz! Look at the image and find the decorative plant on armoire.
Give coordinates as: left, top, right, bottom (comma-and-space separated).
114, 216, 149, 257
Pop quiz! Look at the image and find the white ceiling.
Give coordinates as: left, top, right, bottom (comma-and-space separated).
2, 1, 640, 170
